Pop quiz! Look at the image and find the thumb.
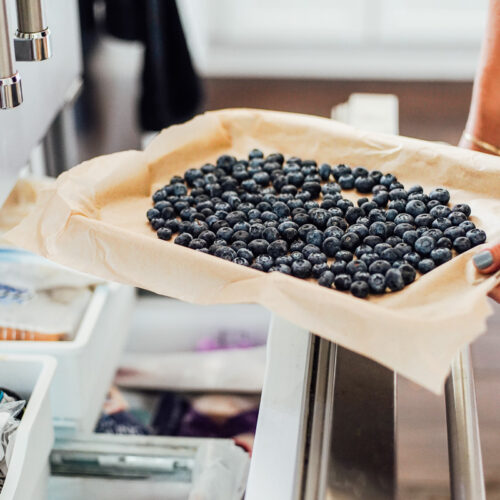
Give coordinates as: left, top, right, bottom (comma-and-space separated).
473, 244, 500, 274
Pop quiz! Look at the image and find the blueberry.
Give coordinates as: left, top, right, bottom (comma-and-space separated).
292, 259, 312, 279
331, 260, 347, 275
361, 252, 382, 267
402, 230, 419, 246
256, 254, 274, 271
423, 228, 443, 242
247, 239, 269, 256
374, 243, 392, 256
385, 209, 399, 222
452, 203, 471, 217
418, 258, 436, 274
394, 213, 414, 225
352, 271, 370, 283
361, 201, 378, 213
385, 236, 402, 246
453, 236, 472, 254
332, 164, 352, 181
157, 227, 172, 240
237, 248, 254, 262
350, 280, 369, 298
429, 205, 451, 218
290, 240, 306, 252
430, 247, 452, 265
389, 200, 407, 213
368, 209, 386, 224
414, 236, 435, 255
394, 223, 415, 238
307, 230, 325, 247
263, 226, 280, 242
429, 188, 450, 205
339, 174, 355, 189
398, 263, 416, 285
322, 182, 341, 196
302, 182, 322, 198
151, 218, 165, 230
432, 217, 452, 232
427, 199, 440, 210
318, 270, 335, 288
307, 254, 326, 267
404, 252, 421, 267
357, 197, 369, 207
448, 211, 467, 226
368, 273, 386, 294
355, 176, 375, 193
459, 221, 476, 233
334, 274, 352, 291
373, 191, 390, 207
380, 174, 397, 187
276, 255, 293, 266
415, 214, 434, 227
443, 226, 465, 241
312, 263, 330, 278
467, 228, 486, 246
249, 148, 264, 160
341, 233, 361, 251
348, 224, 369, 239
368, 259, 390, 275
369, 221, 387, 239
214, 246, 237, 261
233, 256, 250, 266
199, 230, 216, 245
319, 163, 332, 181
381, 248, 400, 264
394, 242, 412, 257
346, 260, 367, 275
408, 185, 423, 195
322, 237, 341, 257
152, 190, 167, 202
345, 207, 364, 225
364, 235, 383, 248
217, 226, 234, 242
298, 223, 316, 240
147, 208, 161, 221
324, 226, 345, 240
436, 237, 452, 249
389, 188, 408, 201
269, 264, 291, 275
355, 244, 373, 258
302, 244, 321, 259
231, 240, 247, 251
327, 216, 348, 231
385, 268, 405, 291
265, 239, 287, 259
335, 250, 354, 262
174, 232, 192, 246
291, 251, 304, 261
232, 230, 251, 244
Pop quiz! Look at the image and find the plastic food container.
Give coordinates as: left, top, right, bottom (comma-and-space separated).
0, 354, 56, 500
1, 283, 135, 433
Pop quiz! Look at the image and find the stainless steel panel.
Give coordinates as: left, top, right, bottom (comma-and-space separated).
0, 0, 81, 205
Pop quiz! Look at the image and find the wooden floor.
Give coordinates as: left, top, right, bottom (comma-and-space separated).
204, 78, 498, 499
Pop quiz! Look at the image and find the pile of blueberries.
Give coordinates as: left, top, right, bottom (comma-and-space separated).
146, 150, 487, 298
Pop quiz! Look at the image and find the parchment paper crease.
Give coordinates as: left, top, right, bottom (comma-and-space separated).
5, 109, 500, 393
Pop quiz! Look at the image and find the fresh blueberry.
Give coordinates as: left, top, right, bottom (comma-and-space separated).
312, 263, 330, 279
459, 221, 476, 233
448, 211, 467, 225
348, 224, 369, 239
346, 260, 368, 275
429, 188, 450, 205
319, 163, 332, 181
415, 214, 434, 227
214, 246, 237, 261
386, 236, 402, 246
308, 252, 328, 265
354, 176, 375, 193
174, 232, 193, 246
369, 259, 391, 276
276, 255, 293, 266
269, 264, 292, 274
354, 244, 373, 258
292, 259, 312, 278
385, 268, 405, 291
263, 226, 280, 242
381, 248, 400, 264
335, 250, 354, 262
380, 174, 397, 187
373, 191, 390, 207
430, 247, 452, 265
256, 254, 274, 271
248, 239, 269, 256
385, 209, 399, 222
339, 174, 355, 189
389, 188, 408, 201
414, 236, 435, 255
374, 243, 392, 256
418, 258, 436, 274
402, 230, 419, 246
394, 242, 412, 258
429, 205, 451, 218
368, 209, 386, 224
341, 233, 361, 251
404, 252, 421, 267
331, 260, 347, 275
151, 218, 166, 230
266, 239, 288, 258
350, 280, 369, 298
389, 200, 407, 213
353, 271, 370, 283
394, 213, 414, 225
345, 207, 365, 225
408, 185, 423, 195
453, 236, 472, 254
318, 270, 335, 288
157, 227, 172, 240
364, 235, 384, 248
443, 226, 465, 241
423, 228, 443, 241
466, 228, 486, 246
432, 217, 452, 232
332, 164, 352, 181
394, 223, 415, 238
334, 273, 352, 291
368, 273, 386, 294
307, 230, 325, 247
322, 237, 342, 257
436, 237, 452, 249
452, 203, 471, 217
399, 263, 416, 284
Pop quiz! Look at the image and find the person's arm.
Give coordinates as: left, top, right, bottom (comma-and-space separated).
460, 0, 500, 152
461, 1, 500, 300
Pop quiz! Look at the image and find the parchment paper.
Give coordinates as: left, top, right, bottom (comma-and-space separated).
5, 109, 500, 393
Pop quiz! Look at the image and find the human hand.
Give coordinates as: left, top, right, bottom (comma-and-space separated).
473, 245, 500, 302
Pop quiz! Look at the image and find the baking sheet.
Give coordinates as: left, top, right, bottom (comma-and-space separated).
5, 109, 500, 393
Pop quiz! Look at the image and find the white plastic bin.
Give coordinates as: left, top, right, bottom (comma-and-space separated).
0, 355, 56, 500
1, 283, 135, 433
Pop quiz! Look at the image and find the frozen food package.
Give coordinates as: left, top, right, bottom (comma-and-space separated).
5, 109, 500, 392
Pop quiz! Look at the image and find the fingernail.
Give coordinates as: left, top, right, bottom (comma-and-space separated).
473, 250, 493, 270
